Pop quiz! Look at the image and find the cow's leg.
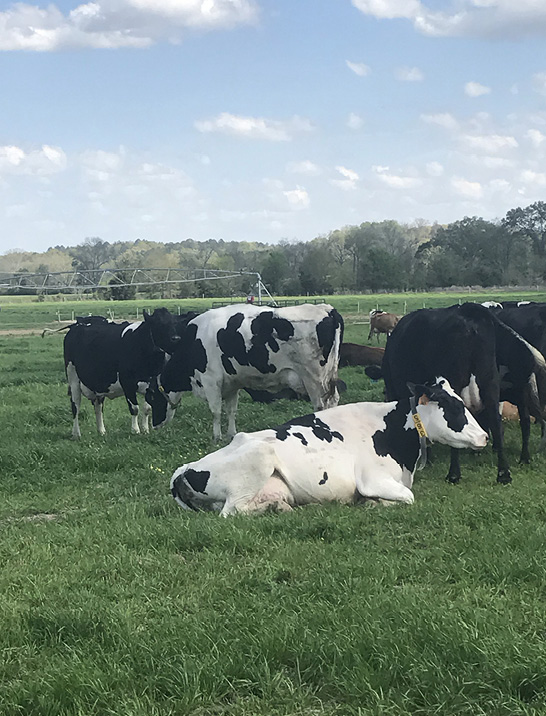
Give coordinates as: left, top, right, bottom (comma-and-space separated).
356, 473, 414, 504
484, 401, 511, 484
205, 394, 223, 442
368, 326, 373, 341
93, 397, 106, 436
446, 448, 462, 483
140, 400, 151, 434
517, 400, 532, 464
66, 364, 82, 439
224, 389, 239, 441
68, 383, 82, 439
124, 392, 141, 434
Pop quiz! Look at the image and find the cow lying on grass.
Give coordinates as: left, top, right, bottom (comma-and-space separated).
339, 342, 384, 368
170, 378, 488, 516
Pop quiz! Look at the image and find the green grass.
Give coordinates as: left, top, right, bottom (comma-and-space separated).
3, 289, 546, 331
1, 299, 546, 714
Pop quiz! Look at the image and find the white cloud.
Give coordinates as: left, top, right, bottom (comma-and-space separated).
520, 170, 546, 186
0, 144, 67, 175
420, 112, 459, 130
0, 0, 258, 51
330, 165, 359, 191
283, 187, 310, 209
395, 66, 424, 82
426, 161, 444, 176
286, 160, 321, 176
373, 165, 421, 189
347, 112, 364, 130
195, 112, 314, 141
451, 176, 483, 199
461, 134, 518, 153
464, 81, 491, 97
352, 0, 546, 39
346, 60, 371, 77
526, 129, 546, 147
351, 0, 421, 21
533, 72, 546, 95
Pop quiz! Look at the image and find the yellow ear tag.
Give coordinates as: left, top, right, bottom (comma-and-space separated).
412, 413, 428, 438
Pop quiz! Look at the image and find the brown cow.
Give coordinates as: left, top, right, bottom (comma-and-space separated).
339, 342, 384, 368
368, 309, 400, 342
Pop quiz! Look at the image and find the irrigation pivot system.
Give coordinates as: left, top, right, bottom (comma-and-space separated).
0, 267, 276, 303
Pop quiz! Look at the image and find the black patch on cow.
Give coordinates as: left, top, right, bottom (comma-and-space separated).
221, 354, 237, 375
184, 469, 210, 494
274, 413, 344, 443
430, 387, 468, 433
162, 323, 208, 393
316, 309, 344, 366
217, 313, 249, 368
292, 431, 308, 446
216, 310, 294, 375
372, 400, 420, 472
171, 475, 198, 511
319, 471, 328, 485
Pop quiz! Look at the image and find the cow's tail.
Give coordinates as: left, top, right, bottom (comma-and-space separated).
41, 324, 74, 338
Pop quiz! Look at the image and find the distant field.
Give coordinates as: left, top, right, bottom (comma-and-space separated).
1, 296, 546, 714
2, 289, 546, 331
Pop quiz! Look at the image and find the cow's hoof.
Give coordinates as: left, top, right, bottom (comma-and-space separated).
446, 474, 460, 484
497, 470, 512, 485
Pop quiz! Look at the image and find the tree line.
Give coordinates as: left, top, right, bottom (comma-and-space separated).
2, 201, 546, 298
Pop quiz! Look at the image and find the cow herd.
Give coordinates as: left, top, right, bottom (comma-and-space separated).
46, 299, 546, 516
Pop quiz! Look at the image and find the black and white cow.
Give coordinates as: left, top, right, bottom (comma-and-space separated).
148, 303, 344, 441
170, 378, 488, 516
64, 309, 193, 437
372, 302, 546, 484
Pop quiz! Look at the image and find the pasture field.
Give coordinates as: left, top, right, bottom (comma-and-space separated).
3, 288, 546, 332
1, 296, 546, 715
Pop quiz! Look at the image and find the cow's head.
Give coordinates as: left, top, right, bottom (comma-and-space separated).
149, 320, 208, 429
408, 378, 488, 450
144, 308, 198, 354
146, 375, 179, 429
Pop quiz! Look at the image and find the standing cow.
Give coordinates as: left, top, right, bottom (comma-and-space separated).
149, 303, 344, 441
374, 302, 546, 484
368, 310, 400, 342
64, 309, 193, 437
170, 378, 488, 515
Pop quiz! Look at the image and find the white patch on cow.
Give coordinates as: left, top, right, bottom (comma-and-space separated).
121, 321, 142, 337
461, 374, 483, 412
518, 301, 531, 306
80, 379, 124, 401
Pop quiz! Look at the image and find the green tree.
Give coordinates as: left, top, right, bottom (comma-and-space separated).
503, 201, 546, 258
261, 250, 288, 294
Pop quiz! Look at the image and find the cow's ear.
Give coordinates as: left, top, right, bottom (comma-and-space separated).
407, 382, 429, 399
143, 309, 150, 321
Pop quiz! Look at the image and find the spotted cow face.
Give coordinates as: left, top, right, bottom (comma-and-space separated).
409, 378, 488, 450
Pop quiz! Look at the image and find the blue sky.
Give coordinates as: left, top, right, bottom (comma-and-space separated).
2, 0, 546, 253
